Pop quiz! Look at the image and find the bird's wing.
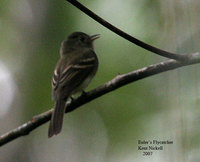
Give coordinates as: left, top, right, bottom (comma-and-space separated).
52, 50, 98, 100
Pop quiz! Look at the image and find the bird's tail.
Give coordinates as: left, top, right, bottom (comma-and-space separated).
48, 99, 66, 138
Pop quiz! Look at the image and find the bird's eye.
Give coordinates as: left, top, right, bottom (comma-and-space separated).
79, 36, 85, 42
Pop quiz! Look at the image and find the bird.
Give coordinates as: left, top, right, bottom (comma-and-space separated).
48, 32, 100, 137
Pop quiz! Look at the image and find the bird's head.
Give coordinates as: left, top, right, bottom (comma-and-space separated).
60, 32, 100, 55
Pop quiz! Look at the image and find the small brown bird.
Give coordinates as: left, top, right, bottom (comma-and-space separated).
48, 32, 100, 137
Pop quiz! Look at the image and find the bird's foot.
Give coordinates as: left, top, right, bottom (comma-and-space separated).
70, 96, 74, 102
81, 90, 87, 97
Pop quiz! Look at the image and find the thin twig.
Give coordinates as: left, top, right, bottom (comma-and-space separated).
0, 52, 199, 147
66, 0, 187, 61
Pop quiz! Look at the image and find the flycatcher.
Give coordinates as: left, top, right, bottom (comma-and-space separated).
48, 32, 100, 137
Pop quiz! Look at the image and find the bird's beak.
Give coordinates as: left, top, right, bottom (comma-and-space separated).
90, 34, 100, 41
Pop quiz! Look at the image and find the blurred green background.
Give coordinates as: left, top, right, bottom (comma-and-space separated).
1, 0, 200, 161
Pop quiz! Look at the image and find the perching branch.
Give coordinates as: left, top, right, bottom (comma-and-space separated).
66, 0, 187, 61
0, 52, 200, 146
